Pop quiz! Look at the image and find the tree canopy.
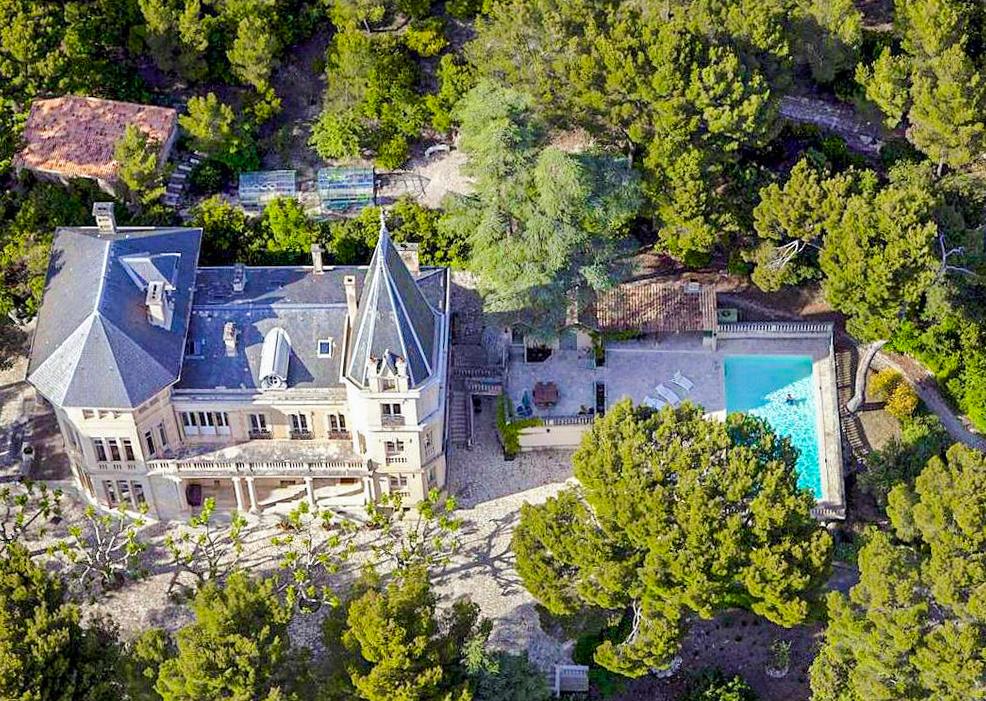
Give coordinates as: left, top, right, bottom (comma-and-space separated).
512, 400, 831, 676
811, 444, 986, 700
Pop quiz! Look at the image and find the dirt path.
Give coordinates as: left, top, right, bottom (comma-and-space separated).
718, 292, 986, 452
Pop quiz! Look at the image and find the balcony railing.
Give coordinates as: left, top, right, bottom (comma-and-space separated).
147, 458, 369, 478
328, 430, 352, 440
385, 455, 408, 465
381, 414, 405, 427
248, 429, 273, 440
289, 429, 314, 440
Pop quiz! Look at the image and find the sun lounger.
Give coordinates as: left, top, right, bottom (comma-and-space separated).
655, 383, 681, 407
671, 371, 695, 392
642, 395, 665, 410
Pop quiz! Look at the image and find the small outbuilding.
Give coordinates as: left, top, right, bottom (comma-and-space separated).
317, 166, 375, 212
13, 96, 179, 195
238, 170, 297, 211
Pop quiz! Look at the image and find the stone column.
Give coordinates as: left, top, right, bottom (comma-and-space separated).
304, 477, 316, 507
231, 477, 245, 512
363, 475, 375, 503
245, 477, 259, 513
174, 477, 190, 513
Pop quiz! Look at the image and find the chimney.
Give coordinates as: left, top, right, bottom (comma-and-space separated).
232, 263, 247, 293
395, 242, 420, 276
92, 202, 117, 236
311, 243, 324, 274
223, 321, 237, 356
145, 281, 174, 330
344, 275, 358, 323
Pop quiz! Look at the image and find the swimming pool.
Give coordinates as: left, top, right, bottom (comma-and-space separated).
723, 355, 822, 498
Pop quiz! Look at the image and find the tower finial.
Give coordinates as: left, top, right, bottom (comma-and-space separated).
379, 207, 388, 237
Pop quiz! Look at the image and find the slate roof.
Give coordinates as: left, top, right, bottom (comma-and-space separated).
346, 227, 441, 388
27, 227, 202, 409
579, 279, 718, 334
177, 261, 446, 394
14, 96, 177, 182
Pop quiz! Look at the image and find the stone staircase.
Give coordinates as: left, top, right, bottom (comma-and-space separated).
836, 343, 869, 465
164, 151, 204, 208
449, 391, 472, 449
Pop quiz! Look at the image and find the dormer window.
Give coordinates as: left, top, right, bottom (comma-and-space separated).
317, 339, 333, 358
185, 338, 204, 358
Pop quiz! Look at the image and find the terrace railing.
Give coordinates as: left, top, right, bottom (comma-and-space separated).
717, 321, 833, 339
147, 458, 369, 478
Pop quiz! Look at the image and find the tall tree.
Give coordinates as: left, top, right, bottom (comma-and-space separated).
180, 93, 259, 172
452, 80, 642, 330
334, 568, 486, 701
114, 124, 166, 206
811, 444, 986, 700
0, 544, 122, 700
748, 158, 856, 290
512, 401, 831, 677
819, 163, 947, 341
144, 571, 302, 700
228, 15, 279, 91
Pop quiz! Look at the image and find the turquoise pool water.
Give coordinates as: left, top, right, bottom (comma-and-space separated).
723, 355, 822, 498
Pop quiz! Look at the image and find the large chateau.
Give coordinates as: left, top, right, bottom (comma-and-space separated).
26, 204, 451, 519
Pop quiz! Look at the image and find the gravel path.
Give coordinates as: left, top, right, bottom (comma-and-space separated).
436, 398, 576, 669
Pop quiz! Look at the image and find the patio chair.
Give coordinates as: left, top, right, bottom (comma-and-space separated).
642, 395, 665, 410
516, 390, 534, 418
655, 383, 682, 407
671, 370, 695, 392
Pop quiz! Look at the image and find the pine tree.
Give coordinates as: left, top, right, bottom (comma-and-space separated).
811, 444, 986, 701
114, 124, 165, 206
512, 401, 831, 677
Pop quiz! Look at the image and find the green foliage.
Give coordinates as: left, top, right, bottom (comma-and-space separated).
189, 195, 256, 264
114, 124, 166, 206
260, 197, 319, 264
748, 158, 855, 291
403, 18, 447, 58
180, 93, 260, 172
269, 501, 358, 614
228, 15, 279, 91
0, 480, 62, 553
445, 0, 483, 19
336, 568, 486, 701
495, 395, 542, 457
795, 0, 863, 84
164, 497, 248, 593
454, 80, 642, 330
684, 669, 759, 701
145, 571, 301, 700
311, 28, 427, 168
464, 641, 551, 701
0, 543, 122, 700
365, 488, 463, 574
856, 48, 911, 128
187, 159, 231, 195
818, 163, 952, 341
53, 504, 148, 598
884, 381, 919, 419
512, 400, 832, 676
0, 179, 94, 318
861, 413, 950, 505
811, 444, 986, 701
425, 53, 477, 133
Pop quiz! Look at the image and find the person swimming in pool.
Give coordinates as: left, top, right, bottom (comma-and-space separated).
785, 393, 795, 404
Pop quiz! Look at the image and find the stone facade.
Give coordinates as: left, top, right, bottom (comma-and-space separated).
29, 208, 450, 520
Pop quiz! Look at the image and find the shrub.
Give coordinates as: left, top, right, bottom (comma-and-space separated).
861, 414, 950, 504
684, 668, 759, 701
885, 382, 919, 420
869, 368, 903, 400
188, 159, 231, 195
495, 396, 541, 457
403, 18, 447, 58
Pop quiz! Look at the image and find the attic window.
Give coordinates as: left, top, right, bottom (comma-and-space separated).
317, 339, 333, 358
185, 338, 204, 358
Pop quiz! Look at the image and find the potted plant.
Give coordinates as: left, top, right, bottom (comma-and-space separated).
765, 639, 791, 678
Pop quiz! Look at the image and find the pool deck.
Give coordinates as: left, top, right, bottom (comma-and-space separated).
506, 331, 846, 520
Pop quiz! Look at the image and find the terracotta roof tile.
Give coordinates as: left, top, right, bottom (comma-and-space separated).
14, 96, 178, 183
582, 280, 718, 334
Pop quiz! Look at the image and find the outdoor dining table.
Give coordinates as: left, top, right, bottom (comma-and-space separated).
533, 381, 559, 408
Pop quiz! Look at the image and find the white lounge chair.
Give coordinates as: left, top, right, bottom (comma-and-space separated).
671, 371, 695, 392
642, 395, 665, 409
655, 383, 681, 406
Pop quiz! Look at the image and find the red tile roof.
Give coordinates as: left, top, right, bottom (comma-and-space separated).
14, 96, 178, 182
581, 280, 718, 333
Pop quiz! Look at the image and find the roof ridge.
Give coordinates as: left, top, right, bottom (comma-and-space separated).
97, 313, 175, 402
